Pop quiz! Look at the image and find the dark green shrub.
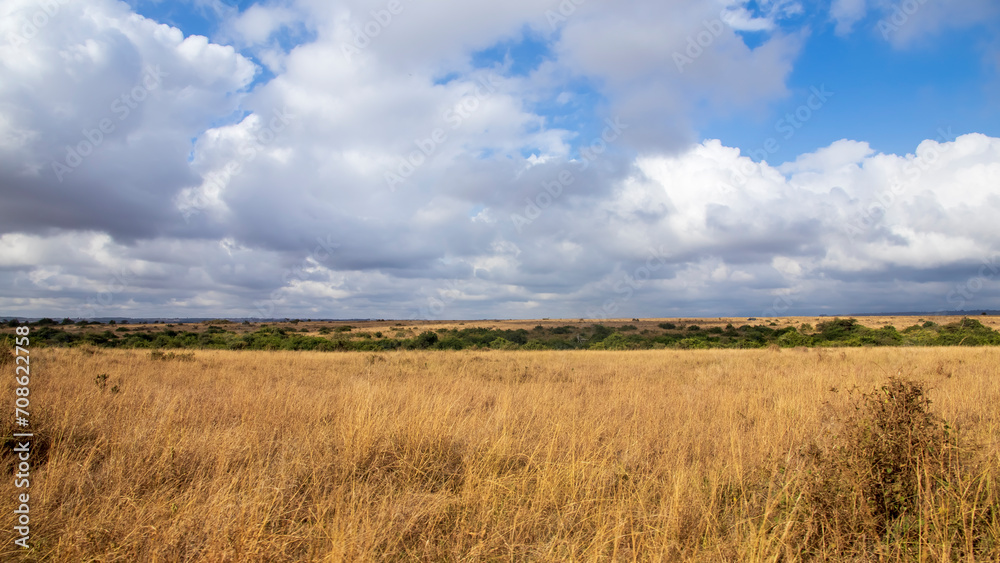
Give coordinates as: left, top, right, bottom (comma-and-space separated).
590, 324, 613, 342
436, 337, 465, 350
489, 337, 518, 350
816, 318, 863, 340
803, 377, 982, 554
414, 331, 438, 349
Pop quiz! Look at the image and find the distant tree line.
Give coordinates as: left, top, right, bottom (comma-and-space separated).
4, 317, 1000, 351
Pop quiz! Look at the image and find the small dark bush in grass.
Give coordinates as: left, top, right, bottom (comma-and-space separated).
802, 377, 994, 556
658, 322, 676, 330
150, 350, 195, 361
847, 379, 953, 525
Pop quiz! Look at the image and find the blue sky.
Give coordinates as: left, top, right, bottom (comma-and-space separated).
124, 0, 1000, 163
1, 0, 999, 319
705, 19, 999, 163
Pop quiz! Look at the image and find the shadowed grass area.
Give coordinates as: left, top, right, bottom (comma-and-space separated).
1, 347, 998, 561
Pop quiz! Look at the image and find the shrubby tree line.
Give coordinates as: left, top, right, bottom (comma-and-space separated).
3, 317, 1000, 351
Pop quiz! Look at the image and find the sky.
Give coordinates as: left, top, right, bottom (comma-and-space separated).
1, 0, 999, 320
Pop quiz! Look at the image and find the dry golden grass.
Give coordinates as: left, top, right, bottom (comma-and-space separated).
2, 347, 998, 561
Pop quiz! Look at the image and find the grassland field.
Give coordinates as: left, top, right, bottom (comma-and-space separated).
1, 318, 999, 561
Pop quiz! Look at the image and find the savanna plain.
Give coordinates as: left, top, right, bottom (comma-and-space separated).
2, 325, 999, 561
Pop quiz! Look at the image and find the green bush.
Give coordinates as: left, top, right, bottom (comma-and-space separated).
489, 337, 519, 350
436, 337, 465, 350
590, 333, 630, 350
413, 331, 438, 349
590, 324, 613, 342
803, 378, 983, 553
777, 329, 810, 347
816, 318, 863, 341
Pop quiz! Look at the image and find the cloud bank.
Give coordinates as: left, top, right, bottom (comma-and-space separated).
1, 0, 998, 319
